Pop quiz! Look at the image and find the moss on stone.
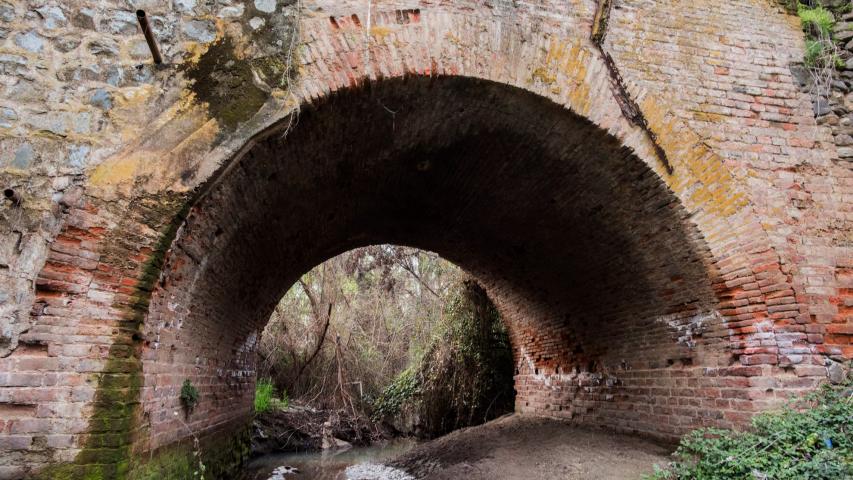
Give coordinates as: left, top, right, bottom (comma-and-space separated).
35, 195, 196, 480
126, 423, 251, 480
184, 35, 299, 130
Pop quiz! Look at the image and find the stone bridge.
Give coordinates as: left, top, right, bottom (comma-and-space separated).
0, 0, 851, 478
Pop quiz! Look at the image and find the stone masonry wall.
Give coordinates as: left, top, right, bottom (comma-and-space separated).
0, 0, 850, 478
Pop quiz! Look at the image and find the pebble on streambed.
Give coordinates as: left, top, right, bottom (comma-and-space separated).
343, 463, 415, 480
266, 465, 299, 479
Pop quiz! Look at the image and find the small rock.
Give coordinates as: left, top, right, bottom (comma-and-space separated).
255, 0, 277, 14
88, 89, 113, 110
54, 36, 81, 53
250, 17, 266, 30
105, 65, 126, 87
88, 39, 119, 56
73, 112, 92, 135
148, 15, 174, 41
837, 29, 853, 43
833, 21, 853, 33
67, 144, 90, 169
218, 4, 245, 18
128, 0, 162, 8
182, 19, 216, 43
813, 97, 831, 117
789, 64, 810, 88
269, 465, 299, 479
35, 5, 66, 29
837, 146, 853, 158
827, 361, 846, 384
0, 2, 16, 22
103, 11, 138, 34
835, 133, 853, 146
0, 53, 26, 66
132, 65, 155, 84
15, 31, 45, 53
0, 107, 18, 128
130, 40, 151, 59
72, 8, 96, 30
175, 0, 197, 12
6, 79, 41, 103
0, 54, 28, 77
56, 65, 102, 82
13, 143, 34, 169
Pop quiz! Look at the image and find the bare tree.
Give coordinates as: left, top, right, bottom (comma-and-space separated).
259, 246, 461, 411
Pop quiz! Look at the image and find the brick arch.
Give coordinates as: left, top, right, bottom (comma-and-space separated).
137, 73, 760, 462
6, 2, 821, 477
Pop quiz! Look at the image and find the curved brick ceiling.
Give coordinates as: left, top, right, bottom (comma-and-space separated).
142, 76, 719, 448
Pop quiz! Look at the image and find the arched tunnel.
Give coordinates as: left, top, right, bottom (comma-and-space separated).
139, 76, 727, 453
3, 0, 849, 477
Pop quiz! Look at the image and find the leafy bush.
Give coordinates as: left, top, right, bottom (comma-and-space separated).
646, 371, 853, 480
797, 3, 841, 70
372, 280, 515, 437
372, 367, 420, 420
255, 378, 289, 413
798, 4, 835, 37
180, 379, 200, 413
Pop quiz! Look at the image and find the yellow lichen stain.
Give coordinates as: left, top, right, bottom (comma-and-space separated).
116, 86, 155, 108
692, 111, 726, 123
544, 39, 569, 66
89, 155, 142, 186
370, 26, 394, 41
89, 108, 220, 194
445, 32, 463, 46
89, 88, 215, 192
183, 41, 210, 65
160, 117, 221, 191
639, 95, 748, 218
534, 39, 591, 114
530, 36, 748, 221
531, 67, 557, 85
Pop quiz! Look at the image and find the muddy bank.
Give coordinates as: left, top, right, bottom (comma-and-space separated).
388, 414, 673, 479
252, 405, 385, 455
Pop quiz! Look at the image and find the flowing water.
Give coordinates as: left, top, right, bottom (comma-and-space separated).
238, 438, 418, 480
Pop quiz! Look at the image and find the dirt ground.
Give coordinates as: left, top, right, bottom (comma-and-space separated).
388, 415, 673, 479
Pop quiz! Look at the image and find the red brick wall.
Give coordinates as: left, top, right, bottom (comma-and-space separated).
1, 1, 850, 478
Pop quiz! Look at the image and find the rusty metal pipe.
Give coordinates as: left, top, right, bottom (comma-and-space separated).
136, 10, 162, 64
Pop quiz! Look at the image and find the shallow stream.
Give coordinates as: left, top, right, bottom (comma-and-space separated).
238, 438, 418, 480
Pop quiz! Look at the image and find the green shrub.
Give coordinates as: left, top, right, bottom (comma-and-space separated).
180, 379, 200, 412
372, 367, 420, 420
646, 371, 853, 480
798, 4, 835, 38
804, 39, 826, 68
797, 3, 841, 69
372, 280, 515, 437
254, 378, 289, 413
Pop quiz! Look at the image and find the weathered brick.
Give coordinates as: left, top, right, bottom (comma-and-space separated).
2, 0, 851, 475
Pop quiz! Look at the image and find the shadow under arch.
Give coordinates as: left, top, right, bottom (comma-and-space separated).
140, 75, 725, 456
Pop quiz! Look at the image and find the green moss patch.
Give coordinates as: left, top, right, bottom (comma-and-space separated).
184, 35, 298, 130
35, 194, 194, 480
